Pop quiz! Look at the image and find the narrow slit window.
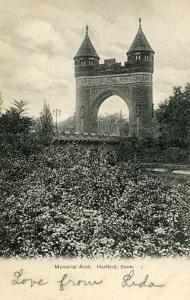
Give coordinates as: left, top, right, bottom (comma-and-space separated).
89, 58, 95, 65
80, 59, 85, 65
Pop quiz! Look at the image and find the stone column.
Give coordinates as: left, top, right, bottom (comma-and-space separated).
130, 76, 153, 138
76, 82, 91, 133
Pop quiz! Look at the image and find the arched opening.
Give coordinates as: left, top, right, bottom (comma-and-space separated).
97, 95, 129, 136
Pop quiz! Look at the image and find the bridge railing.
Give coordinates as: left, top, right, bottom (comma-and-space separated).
53, 132, 129, 144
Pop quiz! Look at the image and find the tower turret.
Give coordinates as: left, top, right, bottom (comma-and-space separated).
127, 19, 154, 73
74, 26, 100, 77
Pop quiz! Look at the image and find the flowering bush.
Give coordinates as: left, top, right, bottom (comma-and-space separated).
0, 144, 189, 258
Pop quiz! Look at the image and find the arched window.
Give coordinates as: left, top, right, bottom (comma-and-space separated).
135, 54, 141, 60
89, 58, 95, 65
80, 59, 85, 65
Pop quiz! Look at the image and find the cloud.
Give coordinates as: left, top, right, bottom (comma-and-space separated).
11, 66, 53, 91
0, 39, 13, 62
1, 0, 190, 119
28, 53, 74, 80
15, 21, 65, 54
99, 96, 129, 117
153, 67, 190, 107
154, 68, 190, 90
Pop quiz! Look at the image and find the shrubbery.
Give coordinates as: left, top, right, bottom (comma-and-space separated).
0, 144, 189, 258
123, 137, 189, 163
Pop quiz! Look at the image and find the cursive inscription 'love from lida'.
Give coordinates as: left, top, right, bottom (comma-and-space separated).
11, 268, 165, 290
122, 270, 165, 288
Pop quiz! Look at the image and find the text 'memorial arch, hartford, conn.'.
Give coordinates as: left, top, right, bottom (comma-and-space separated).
74, 19, 154, 138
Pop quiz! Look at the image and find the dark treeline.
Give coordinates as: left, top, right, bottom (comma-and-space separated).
0, 83, 190, 160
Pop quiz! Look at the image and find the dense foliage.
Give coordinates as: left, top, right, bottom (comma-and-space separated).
0, 94, 189, 258
156, 84, 190, 146
0, 145, 189, 258
123, 137, 189, 163
35, 103, 55, 145
0, 101, 36, 156
0, 100, 55, 156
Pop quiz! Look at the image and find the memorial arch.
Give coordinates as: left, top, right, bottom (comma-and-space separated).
74, 20, 154, 138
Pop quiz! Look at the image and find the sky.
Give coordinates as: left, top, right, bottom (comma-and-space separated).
0, 0, 190, 120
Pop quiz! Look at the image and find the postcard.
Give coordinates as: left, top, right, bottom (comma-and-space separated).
0, 0, 190, 299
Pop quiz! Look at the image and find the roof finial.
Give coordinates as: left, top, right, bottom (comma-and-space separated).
85, 25, 89, 35
139, 18, 142, 28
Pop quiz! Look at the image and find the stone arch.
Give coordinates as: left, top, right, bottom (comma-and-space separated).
75, 73, 153, 138
88, 88, 134, 135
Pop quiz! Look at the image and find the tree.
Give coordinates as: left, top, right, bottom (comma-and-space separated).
59, 115, 76, 133
0, 100, 33, 135
0, 100, 34, 156
119, 117, 129, 136
35, 102, 55, 145
98, 113, 129, 136
156, 84, 190, 146
0, 91, 3, 116
12, 99, 28, 116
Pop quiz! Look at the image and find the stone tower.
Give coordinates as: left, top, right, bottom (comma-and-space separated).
74, 20, 154, 138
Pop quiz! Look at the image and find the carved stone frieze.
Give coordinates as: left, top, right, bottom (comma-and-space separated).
76, 73, 152, 87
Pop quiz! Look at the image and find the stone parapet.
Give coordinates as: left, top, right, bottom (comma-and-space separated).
75, 60, 153, 78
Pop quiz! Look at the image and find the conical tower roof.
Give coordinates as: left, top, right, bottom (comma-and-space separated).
74, 26, 99, 59
127, 19, 154, 54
